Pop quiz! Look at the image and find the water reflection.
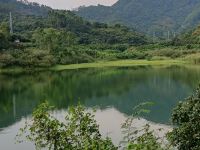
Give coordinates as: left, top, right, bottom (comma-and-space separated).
0, 107, 171, 150
0, 65, 200, 149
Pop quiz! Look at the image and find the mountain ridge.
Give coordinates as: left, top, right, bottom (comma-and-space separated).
0, 0, 51, 17
76, 0, 200, 36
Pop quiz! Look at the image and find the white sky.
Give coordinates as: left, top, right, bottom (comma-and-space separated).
27, 0, 118, 10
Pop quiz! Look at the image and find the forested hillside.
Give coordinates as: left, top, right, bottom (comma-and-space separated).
76, 0, 200, 38
175, 25, 200, 45
0, 0, 148, 67
1, 0, 200, 68
0, 0, 50, 17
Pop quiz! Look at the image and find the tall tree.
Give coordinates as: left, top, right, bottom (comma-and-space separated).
32, 28, 76, 52
0, 22, 10, 50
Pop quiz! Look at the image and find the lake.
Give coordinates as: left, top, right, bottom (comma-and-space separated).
0, 65, 200, 149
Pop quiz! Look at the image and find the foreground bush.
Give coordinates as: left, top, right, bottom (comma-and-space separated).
17, 102, 165, 150
168, 85, 200, 150
120, 103, 166, 150
17, 103, 117, 150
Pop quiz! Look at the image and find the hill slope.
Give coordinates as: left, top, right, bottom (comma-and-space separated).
0, 0, 147, 45
76, 0, 200, 37
173, 25, 200, 45
0, 0, 149, 67
0, 0, 51, 17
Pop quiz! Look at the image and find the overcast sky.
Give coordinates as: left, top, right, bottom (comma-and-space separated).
27, 0, 118, 10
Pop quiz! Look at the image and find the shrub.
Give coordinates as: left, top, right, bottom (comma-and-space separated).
0, 31, 9, 50
17, 102, 167, 150
0, 53, 15, 67
120, 102, 166, 150
125, 124, 164, 150
17, 102, 117, 150
168, 85, 200, 150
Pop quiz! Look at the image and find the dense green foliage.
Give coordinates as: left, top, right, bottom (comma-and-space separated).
76, 0, 200, 37
32, 28, 76, 51
18, 102, 167, 150
168, 85, 200, 150
0, 0, 149, 67
17, 103, 117, 150
172, 25, 200, 46
0, 22, 10, 49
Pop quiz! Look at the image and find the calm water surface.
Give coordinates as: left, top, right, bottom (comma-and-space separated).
0, 65, 200, 149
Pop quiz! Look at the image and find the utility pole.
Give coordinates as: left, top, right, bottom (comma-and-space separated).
9, 12, 13, 34
167, 30, 170, 41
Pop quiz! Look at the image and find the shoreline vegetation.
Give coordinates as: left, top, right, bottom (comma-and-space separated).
0, 49, 200, 73
0, 59, 191, 73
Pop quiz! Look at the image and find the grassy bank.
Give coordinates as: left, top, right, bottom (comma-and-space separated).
0, 59, 192, 73
52, 59, 186, 71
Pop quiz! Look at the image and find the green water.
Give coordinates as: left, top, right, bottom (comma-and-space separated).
0, 65, 200, 149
